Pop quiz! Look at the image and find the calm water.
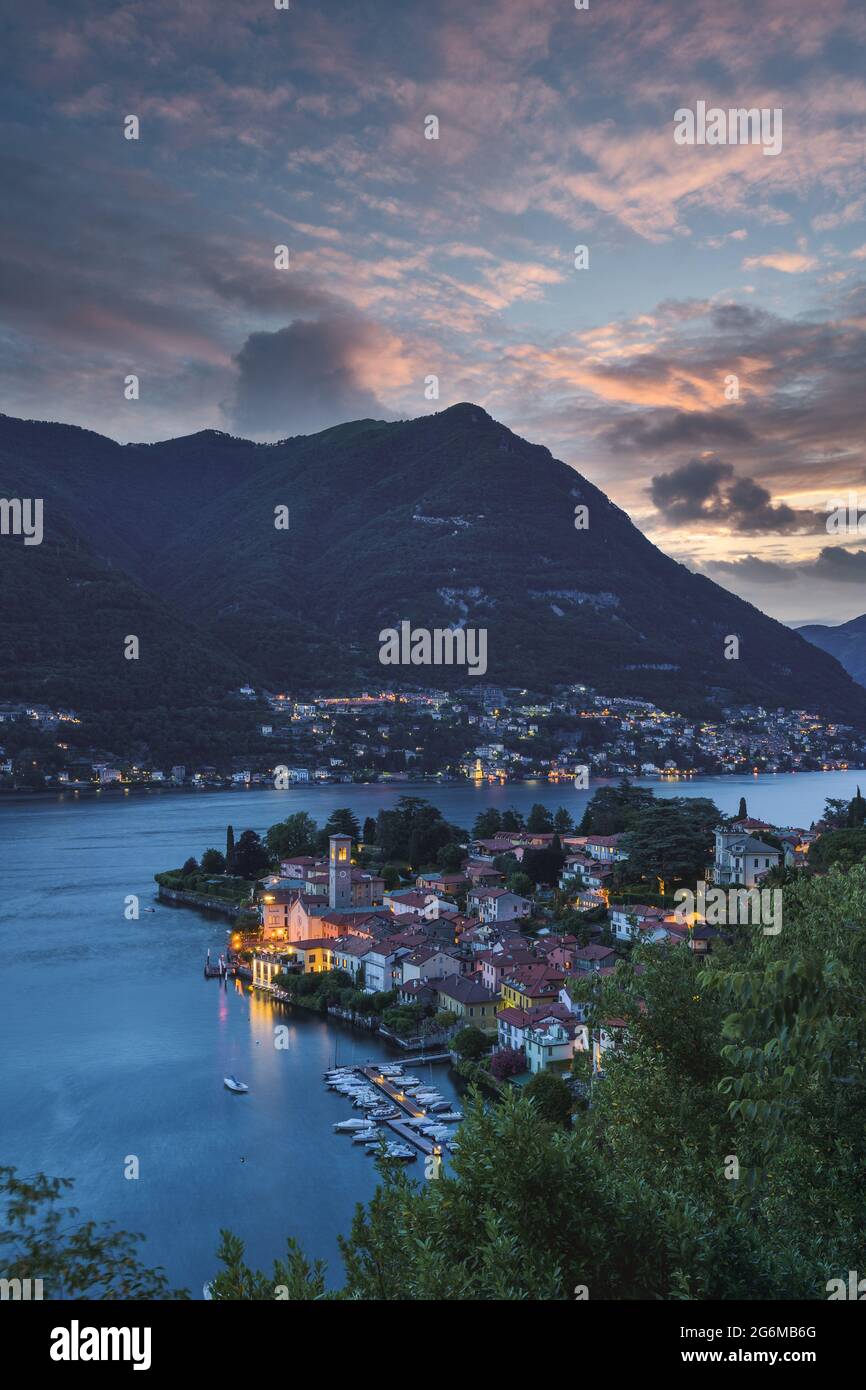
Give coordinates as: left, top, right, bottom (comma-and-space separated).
1, 770, 860, 1294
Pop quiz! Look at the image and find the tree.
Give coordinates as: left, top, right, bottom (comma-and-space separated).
437, 841, 465, 871
521, 846, 564, 886
524, 1072, 573, 1128
266, 812, 318, 861
501, 809, 525, 831
375, 797, 462, 866
490, 1046, 526, 1080
362, 816, 377, 845
226, 825, 236, 873
452, 1026, 489, 1061
321, 808, 361, 846
210, 1230, 327, 1301
527, 803, 554, 833
808, 827, 866, 871
736, 796, 748, 820
201, 848, 226, 873
181, 856, 199, 876
472, 809, 502, 839
553, 807, 574, 834
848, 786, 866, 828
620, 798, 720, 887
233, 829, 270, 880
821, 797, 850, 831
579, 780, 654, 835
0, 1167, 187, 1300
508, 871, 534, 896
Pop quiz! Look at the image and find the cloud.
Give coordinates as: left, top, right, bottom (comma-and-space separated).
227, 315, 396, 438
706, 544, 866, 584
606, 409, 753, 450
649, 457, 821, 533
742, 251, 818, 273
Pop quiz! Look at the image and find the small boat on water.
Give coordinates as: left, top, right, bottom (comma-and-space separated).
383, 1143, 416, 1162
351, 1128, 379, 1143
224, 1075, 249, 1093
334, 1117, 374, 1131
435, 1111, 462, 1123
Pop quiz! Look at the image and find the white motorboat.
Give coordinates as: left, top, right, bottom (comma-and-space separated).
334, 1117, 374, 1131
436, 1111, 462, 1123
384, 1144, 416, 1161
224, 1075, 249, 1093
351, 1128, 379, 1143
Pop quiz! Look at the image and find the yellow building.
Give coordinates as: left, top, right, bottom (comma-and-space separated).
434, 975, 500, 1034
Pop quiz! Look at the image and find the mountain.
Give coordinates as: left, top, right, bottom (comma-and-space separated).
798, 615, 866, 690
2, 403, 866, 738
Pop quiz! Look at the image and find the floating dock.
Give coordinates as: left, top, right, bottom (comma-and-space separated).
357, 1064, 449, 1156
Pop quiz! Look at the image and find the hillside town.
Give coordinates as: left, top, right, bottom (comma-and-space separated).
2, 682, 863, 791
158, 785, 850, 1093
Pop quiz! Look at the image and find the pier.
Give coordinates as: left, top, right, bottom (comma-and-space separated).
357, 1065, 449, 1157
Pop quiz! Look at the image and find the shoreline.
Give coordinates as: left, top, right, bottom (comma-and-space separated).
2, 766, 862, 806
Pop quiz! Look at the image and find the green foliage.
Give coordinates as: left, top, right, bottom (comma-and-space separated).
524, 1071, 574, 1127
200, 848, 226, 873
620, 796, 720, 885
436, 841, 466, 871
233, 829, 270, 879
382, 1004, 425, 1037
520, 846, 564, 885
210, 1229, 329, 1301
508, 871, 534, 896
375, 796, 464, 866
809, 826, 866, 870
526, 803, 554, 832
0, 1166, 188, 1300
472, 809, 502, 839
266, 812, 318, 860
579, 779, 655, 835
452, 1026, 489, 1061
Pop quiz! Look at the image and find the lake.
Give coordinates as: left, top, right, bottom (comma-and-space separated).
1, 769, 860, 1294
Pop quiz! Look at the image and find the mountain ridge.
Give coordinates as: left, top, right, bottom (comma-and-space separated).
2, 403, 865, 730
798, 614, 866, 690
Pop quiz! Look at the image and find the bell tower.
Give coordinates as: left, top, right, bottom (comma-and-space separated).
329, 834, 352, 909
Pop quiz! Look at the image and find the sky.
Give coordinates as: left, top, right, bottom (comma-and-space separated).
2, 0, 866, 625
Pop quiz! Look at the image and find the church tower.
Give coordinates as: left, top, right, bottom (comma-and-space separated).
328, 833, 352, 910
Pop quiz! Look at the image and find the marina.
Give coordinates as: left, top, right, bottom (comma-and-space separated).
326, 1063, 462, 1158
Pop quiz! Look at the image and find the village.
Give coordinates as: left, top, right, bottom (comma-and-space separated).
1, 682, 863, 791
163, 792, 832, 1099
